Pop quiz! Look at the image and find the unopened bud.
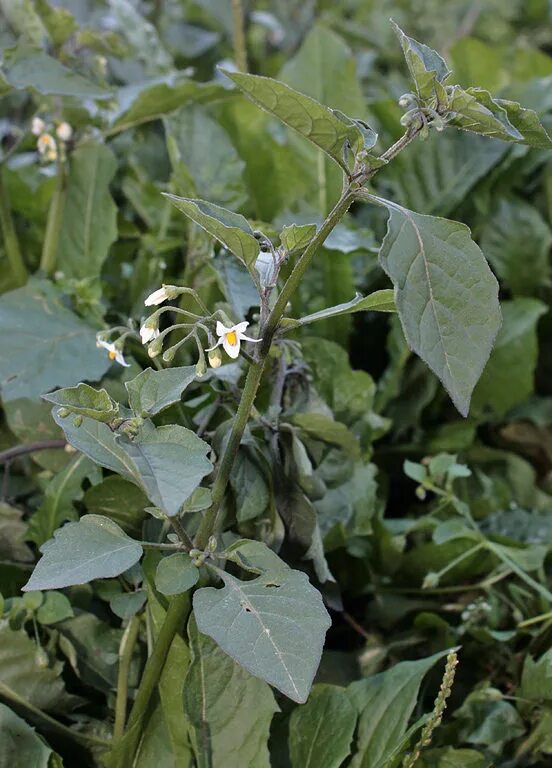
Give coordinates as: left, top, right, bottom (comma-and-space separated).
32, 117, 45, 135
35, 648, 49, 668
196, 358, 207, 377
148, 337, 163, 358
162, 347, 176, 363
56, 122, 72, 141
398, 93, 414, 108
207, 536, 217, 553
208, 348, 222, 368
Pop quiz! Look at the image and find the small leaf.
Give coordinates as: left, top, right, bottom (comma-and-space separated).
193, 566, 331, 702
22, 515, 143, 591
222, 539, 290, 575
222, 69, 363, 172
282, 290, 396, 332
126, 366, 197, 416
36, 591, 74, 625
155, 553, 199, 596
391, 21, 450, 99
280, 223, 317, 254
375, 197, 501, 416
109, 590, 147, 619
43, 383, 118, 423
163, 194, 259, 269
289, 684, 357, 768
289, 413, 360, 457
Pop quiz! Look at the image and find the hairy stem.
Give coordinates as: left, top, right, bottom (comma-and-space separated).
40, 160, 67, 275
0, 168, 27, 286
231, 0, 248, 72
113, 614, 141, 742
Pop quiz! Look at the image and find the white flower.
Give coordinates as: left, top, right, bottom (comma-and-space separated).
144, 285, 173, 306
206, 321, 260, 360
37, 133, 57, 158
32, 117, 45, 135
56, 121, 72, 141
97, 339, 130, 367
140, 324, 160, 344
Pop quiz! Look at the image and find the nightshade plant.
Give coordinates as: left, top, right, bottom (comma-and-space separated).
1, 4, 552, 768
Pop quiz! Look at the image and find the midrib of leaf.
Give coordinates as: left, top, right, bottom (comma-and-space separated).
386, 199, 455, 386
224, 573, 301, 700
304, 714, 324, 767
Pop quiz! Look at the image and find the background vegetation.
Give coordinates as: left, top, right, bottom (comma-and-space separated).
0, 1, 551, 766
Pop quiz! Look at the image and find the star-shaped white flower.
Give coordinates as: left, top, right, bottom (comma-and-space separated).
97, 339, 130, 367
140, 324, 160, 344
144, 286, 171, 306
206, 321, 260, 360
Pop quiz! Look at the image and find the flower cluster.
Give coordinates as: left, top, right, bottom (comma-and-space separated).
32, 117, 73, 163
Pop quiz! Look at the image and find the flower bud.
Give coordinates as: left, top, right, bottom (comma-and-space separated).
56, 122, 73, 141
398, 93, 414, 108
208, 348, 222, 368
162, 347, 176, 363
147, 337, 163, 358
35, 648, 49, 668
32, 117, 45, 135
196, 358, 207, 377
207, 536, 217, 553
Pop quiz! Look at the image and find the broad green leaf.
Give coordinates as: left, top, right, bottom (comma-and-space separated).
110, 590, 147, 619
375, 198, 501, 416
0, 621, 77, 713
0, 702, 60, 768
126, 366, 197, 417
193, 566, 331, 702
448, 87, 552, 148
348, 650, 451, 768
472, 299, 547, 417
184, 617, 278, 768
116, 425, 212, 517
43, 383, 119, 423
289, 413, 360, 457
155, 553, 199, 596
221, 539, 290, 576
0, 0, 47, 45
22, 514, 143, 591
222, 70, 363, 173
56, 143, 118, 280
392, 21, 450, 99
108, 76, 226, 135
480, 198, 552, 296
213, 253, 259, 318
163, 194, 260, 270
26, 453, 99, 546
230, 451, 269, 523
288, 684, 357, 768
165, 106, 247, 208
36, 591, 74, 625
280, 223, 317, 254
83, 476, 148, 537
1, 43, 110, 98
520, 648, 552, 702
0, 280, 110, 402
282, 290, 395, 332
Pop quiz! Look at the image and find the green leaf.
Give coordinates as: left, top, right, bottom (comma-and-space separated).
0, 702, 60, 768
184, 617, 277, 768
163, 194, 260, 270
0, 280, 110, 402
520, 648, 552, 702
221, 539, 290, 576
83, 476, 148, 537
448, 87, 552, 148
22, 514, 143, 591
289, 684, 357, 768
155, 553, 199, 596
375, 198, 501, 416
110, 590, 147, 619
1, 43, 110, 98
116, 425, 212, 517
222, 70, 363, 173
165, 106, 247, 209
56, 143, 118, 280
472, 299, 547, 417
230, 451, 270, 523
480, 198, 552, 295
283, 290, 395, 332
0, 621, 77, 713
348, 650, 451, 768
26, 453, 99, 546
36, 591, 74, 625
289, 413, 360, 457
0, 503, 34, 563
108, 0, 171, 75
126, 366, 197, 417
43, 383, 118, 423
280, 223, 317, 254
194, 565, 331, 702
35, 0, 77, 47
391, 21, 450, 99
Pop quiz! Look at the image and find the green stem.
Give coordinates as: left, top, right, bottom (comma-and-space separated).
231, 0, 248, 72
0, 168, 27, 286
40, 160, 67, 275
0, 683, 111, 749
111, 593, 188, 767
113, 614, 141, 742
486, 542, 552, 604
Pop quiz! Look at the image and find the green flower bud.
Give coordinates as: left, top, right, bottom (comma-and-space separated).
196, 358, 207, 377
148, 337, 163, 358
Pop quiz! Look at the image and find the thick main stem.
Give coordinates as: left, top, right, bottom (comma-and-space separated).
0, 168, 27, 286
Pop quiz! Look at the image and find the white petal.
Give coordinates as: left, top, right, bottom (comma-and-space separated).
32, 117, 45, 135
144, 287, 167, 306
216, 320, 230, 337
205, 337, 224, 352
115, 350, 130, 367
233, 321, 249, 333
238, 333, 261, 343
96, 338, 113, 353
223, 335, 240, 359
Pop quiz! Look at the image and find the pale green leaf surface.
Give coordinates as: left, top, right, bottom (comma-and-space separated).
283, 290, 395, 332
0, 703, 58, 768
83, 476, 148, 537
376, 198, 501, 416
43, 383, 118, 423
280, 223, 317, 254
392, 21, 449, 98
155, 553, 199, 596
22, 515, 143, 591
126, 366, 197, 416
194, 567, 331, 703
